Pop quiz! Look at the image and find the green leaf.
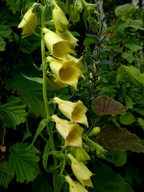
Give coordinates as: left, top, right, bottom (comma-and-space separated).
106, 151, 127, 167
6, 75, 45, 117
125, 19, 144, 30
32, 174, 53, 192
115, 4, 134, 19
97, 125, 144, 153
21, 74, 43, 84
0, 97, 27, 129
9, 142, 40, 183
119, 112, 136, 125
92, 95, 126, 116
42, 140, 51, 171
0, 161, 14, 189
90, 162, 133, 192
84, 35, 99, 47
32, 118, 49, 145
55, 175, 65, 192
0, 24, 12, 51
125, 43, 142, 52
138, 118, 144, 130
122, 52, 135, 63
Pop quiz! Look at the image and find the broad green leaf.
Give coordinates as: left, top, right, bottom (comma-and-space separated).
125, 43, 142, 52
9, 142, 40, 183
125, 18, 144, 30
0, 97, 27, 129
122, 52, 135, 63
90, 162, 133, 192
32, 118, 49, 145
42, 140, 51, 171
119, 112, 135, 125
124, 66, 144, 84
115, 4, 134, 19
6, 75, 45, 117
138, 118, 144, 130
92, 95, 126, 116
106, 151, 127, 167
0, 161, 14, 188
32, 174, 53, 192
97, 125, 144, 153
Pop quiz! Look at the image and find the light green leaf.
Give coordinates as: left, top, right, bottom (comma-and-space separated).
0, 97, 27, 129
21, 74, 43, 84
125, 19, 144, 30
122, 52, 135, 63
119, 112, 135, 125
9, 142, 40, 183
125, 43, 142, 52
115, 4, 134, 19
32, 118, 49, 145
0, 161, 14, 188
138, 118, 144, 130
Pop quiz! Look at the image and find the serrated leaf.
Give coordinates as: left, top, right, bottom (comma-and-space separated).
106, 151, 127, 167
119, 112, 135, 125
9, 142, 40, 183
125, 18, 144, 30
97, 125, 144, 153
0, 97, 27, 129
32, 174, 53, 192
122, 52, 135, 63
125, 43, 142, 52
42, 140, 51, 171
90, 162, 133, 192
92, 95, 126, 116
0, 161, 14, 189
115, 4, 134, 18
32, 118, 49, 145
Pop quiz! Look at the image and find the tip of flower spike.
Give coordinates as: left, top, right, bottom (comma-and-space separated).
42, 28, 49, 34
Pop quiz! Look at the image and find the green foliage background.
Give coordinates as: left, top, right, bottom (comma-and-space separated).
0, 0, 144, 191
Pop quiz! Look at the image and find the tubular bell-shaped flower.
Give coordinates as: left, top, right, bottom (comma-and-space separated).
68, 154, 93, 187
51, 115, 84, 147
18, 4, 37, 38
65, 175, 88, 192
56, 30, 78, 47
52, 2, 69, 32
47, 56, 83, 90
43, 28, 75, 59
53, 97, 88, 127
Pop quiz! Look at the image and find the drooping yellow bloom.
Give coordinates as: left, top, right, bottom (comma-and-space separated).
18, 5, 37, 38
43, 28, 75, 59
51, 115, 84, 147
47, 75, 67, 89
53, 97, 88, 127
52, 3, 69, 31
75, 147, 90, 164
65, 175, 88, 192
56, 30, 78, 47
47, 56, 83, 90
66, 54, 83, 68
68, 154, 93, 187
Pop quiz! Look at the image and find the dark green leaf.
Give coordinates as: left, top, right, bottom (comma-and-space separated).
0, 161, 14, 189
122, 52, 135, 63
138, 118, 144, 130
90, 162, 133, 192
0, 97, 27, 129
97, 125, 144, 153
106, 151, 127, 167
9, 142, 40, 183
42, 140, 51, 171
0, 24, 12, 51
92, 95, 126, 116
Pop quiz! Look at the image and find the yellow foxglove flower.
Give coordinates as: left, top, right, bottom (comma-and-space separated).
75, 147, 90, 164
68, 154, 93, 187
51, 115, 84, 147
66, 54, 83, 67
47, 56, 83, 90
56, 30, 78, 46
53, 97, 88, 127
65, 175, 88, 192
18, 5, 37, 38
52, 3, 69, 31
47, 75, 67, 89
43, 28, 75, 59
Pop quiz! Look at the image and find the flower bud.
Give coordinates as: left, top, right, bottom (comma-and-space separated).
52, 3, 69, 32
75, 147, 90, 164
53, 97, 88, 127
68, 154, 93, 187
51, 115, 84, 147
88, 127, 100, 137
18, 5, 37, 38
65, 175, 88, 192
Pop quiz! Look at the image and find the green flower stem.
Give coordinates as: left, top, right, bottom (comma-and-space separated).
41, 5, 58, 191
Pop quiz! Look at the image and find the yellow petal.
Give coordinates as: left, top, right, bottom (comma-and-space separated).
68, 154, 93, 187
53, 97, 88, 127
52, 3, 69, 31
18, 6, 37, 38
